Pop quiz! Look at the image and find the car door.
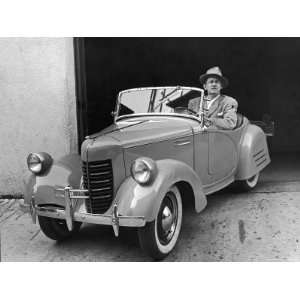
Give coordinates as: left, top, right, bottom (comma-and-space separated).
193, 126, 238, 190
207, 129, 238, 184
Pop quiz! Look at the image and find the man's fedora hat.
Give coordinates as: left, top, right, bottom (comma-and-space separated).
199, 66, 228, 88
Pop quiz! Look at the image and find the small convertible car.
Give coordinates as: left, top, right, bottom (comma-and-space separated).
23, 86, 270, 260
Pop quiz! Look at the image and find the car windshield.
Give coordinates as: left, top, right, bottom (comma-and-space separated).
116, 86, 204, 119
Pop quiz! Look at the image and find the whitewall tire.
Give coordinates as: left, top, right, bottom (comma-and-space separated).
239, 172, 260, 191
138, 185, 183, 260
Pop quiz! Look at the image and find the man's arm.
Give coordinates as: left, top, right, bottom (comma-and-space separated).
207, 97, 238, 130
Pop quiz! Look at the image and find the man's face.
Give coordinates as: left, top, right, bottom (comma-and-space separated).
203, 77, 222, 96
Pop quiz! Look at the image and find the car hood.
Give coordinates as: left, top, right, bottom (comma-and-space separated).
88, 117, 193, 148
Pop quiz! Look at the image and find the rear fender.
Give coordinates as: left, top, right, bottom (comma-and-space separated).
116, 159, 207, 222
236, 124, 271, 180
24, 154, 82, 207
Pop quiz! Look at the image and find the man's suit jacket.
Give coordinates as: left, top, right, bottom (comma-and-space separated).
188, 94, 238, 130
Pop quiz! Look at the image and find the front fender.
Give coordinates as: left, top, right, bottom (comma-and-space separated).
116, 159, 207, 222
24, 154, 82, 207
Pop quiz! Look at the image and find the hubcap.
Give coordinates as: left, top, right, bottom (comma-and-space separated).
162, 206, 173, 233
157, 192, 178, 245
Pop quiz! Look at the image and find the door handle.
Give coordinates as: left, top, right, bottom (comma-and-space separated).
174, 140, 191, 146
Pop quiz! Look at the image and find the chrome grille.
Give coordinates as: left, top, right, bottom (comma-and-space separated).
82, 159, 114, 214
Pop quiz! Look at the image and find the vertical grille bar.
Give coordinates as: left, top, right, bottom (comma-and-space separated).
82, 159, 114, 214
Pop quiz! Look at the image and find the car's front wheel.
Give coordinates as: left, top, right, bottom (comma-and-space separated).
239, 172, 260, 191
38, 216, 81, 241
138, 185, 182, 260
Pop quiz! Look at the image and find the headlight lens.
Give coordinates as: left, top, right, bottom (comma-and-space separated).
130, 157, 157, 185
27, 153, 42, 173
27, 152, 53, 175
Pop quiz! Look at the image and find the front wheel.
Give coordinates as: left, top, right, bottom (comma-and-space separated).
238, 172, 260, 191
38, 216, 81, 241
138, 185, 183, 260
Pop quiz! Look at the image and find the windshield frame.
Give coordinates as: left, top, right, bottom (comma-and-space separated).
114, 86, 205, 124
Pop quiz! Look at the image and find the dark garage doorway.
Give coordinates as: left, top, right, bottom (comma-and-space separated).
74, 37, 300, 155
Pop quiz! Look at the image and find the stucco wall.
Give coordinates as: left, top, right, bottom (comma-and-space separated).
0, 38, 77, 196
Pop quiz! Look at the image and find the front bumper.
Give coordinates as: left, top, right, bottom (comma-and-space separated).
22, 186, 146, 237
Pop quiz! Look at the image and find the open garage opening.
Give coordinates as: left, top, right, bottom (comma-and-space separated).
74, 37, 300, 181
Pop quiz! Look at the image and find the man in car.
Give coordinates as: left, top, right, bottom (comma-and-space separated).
189, 66, 238, 130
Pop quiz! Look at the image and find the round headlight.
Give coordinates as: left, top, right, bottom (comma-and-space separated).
130, 157, 157, 185
27, 152, 53, 175
27, 153, 42, 173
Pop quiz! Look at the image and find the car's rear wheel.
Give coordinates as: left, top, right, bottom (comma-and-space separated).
138, 185, 182, 260
239, 172, 260, 191
38, 216, 81, 241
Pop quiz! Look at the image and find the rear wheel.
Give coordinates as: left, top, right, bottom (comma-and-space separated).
239, 172, 260, 191
138, 185, 182, 260
38, 216, 81, 241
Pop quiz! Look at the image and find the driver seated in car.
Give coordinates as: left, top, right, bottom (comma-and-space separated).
189, 66, 238, 130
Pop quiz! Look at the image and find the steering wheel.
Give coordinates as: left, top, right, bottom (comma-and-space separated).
174, 107, 198, 116
187, 108, 198, 116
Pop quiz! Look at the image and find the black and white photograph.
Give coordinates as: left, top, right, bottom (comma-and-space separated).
1, 37, 299, 262
0, 2, 300, 299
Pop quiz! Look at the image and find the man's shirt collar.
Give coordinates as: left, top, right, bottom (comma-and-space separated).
204, 94, 221, 109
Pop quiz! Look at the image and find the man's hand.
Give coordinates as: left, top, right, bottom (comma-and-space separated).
203, 116, 213, 127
